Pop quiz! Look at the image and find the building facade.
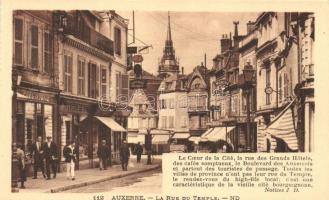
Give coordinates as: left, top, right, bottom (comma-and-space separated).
12, 10, 60, 174
55, 10, 130, 168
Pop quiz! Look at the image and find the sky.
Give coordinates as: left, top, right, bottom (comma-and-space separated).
117, 11, 260, 75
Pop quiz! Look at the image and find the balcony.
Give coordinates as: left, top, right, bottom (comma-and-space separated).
188, 106, 208, 113
63, 13, 114, 56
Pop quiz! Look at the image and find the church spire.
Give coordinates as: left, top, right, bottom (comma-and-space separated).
158, 11, 180, 79
167, 11, 172, 42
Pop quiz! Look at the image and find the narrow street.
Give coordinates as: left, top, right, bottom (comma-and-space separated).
63, 167, 162, 193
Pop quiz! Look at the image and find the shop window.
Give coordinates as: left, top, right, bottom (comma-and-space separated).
31, 25, 39, 69
43, 31, 53, 73
77, 56, 86, 96
44, 105, 53, 138
65, 121, 71, 146
14, 18, 23, 65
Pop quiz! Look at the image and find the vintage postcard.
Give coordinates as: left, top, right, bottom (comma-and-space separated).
1, 0, 328, 200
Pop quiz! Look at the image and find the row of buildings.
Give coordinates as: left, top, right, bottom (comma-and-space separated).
12, 10, 131, 173
127, 12, 314, 153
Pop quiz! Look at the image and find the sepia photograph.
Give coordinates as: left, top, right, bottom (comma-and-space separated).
10, 9, 314, 194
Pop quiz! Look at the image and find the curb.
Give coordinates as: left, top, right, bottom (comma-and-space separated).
49, 164, 161, 193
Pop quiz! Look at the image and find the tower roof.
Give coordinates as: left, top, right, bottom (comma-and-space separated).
158, 11, 180, 78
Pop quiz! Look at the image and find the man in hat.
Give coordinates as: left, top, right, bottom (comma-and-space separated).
97, 140, 110, 170
31, 136, 46, 179
119, 140, 130, 171
43, 136, 58, 179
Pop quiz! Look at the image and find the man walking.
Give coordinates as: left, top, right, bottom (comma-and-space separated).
43, 136, 58, 179
135, 142, 143, 163
97, 140, 110, 170
63, 141, 77, 180
31, 136, 46, 179
119, 140, 130, 171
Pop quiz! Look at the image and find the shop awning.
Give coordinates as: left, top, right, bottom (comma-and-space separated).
201, 127, 235, 142
264, 100, 298, 150
150, 129, 171, 135
200, 128, 214, 138
127, 134, 145, 144
188, 136, 201, 144
95, 116, 126, 132
172, 133, 190, 139
152, 134, 171, 144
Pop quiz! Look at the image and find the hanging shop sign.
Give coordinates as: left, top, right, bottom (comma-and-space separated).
132, 54, 144, 63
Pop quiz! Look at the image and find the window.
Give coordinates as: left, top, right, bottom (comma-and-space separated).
278, 75, 282, 103
169, 116, 174, 128
43, 32, 53, 73
14, 18, 23, 65
63, 51, 73, 93
115, 72, 129, 104
169, 99, 174, 109
161, 116, 167, 128
96, 64, 100, 98
284, 73, 289, 100
265, 68, 271, 105
77, 56, 86, 96
31, 25, 39, 69
114, 27, 121, 55
88, 63, 95, 98
182, 117, 187, 128
101, 66, 107, 97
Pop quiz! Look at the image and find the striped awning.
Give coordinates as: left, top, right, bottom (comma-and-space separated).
152, 134, 171, 144
172, 133, 190, 139
127, 134, 145, 144
264, 100, 298, 150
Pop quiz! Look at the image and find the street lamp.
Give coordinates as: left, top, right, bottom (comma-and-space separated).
239, 62, 256, 152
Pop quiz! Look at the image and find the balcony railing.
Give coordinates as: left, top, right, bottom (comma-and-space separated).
63, 13, 114, 56
188, 106, 208, 112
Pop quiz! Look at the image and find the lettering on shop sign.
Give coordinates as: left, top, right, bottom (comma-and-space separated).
18, 89, 54, 103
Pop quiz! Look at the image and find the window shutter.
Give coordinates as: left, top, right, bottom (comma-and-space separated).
121, 74, 129, 101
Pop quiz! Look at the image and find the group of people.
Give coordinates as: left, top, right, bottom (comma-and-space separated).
16, 136, 58, 189
16, 137, 142, 189
97, 140, 143, 171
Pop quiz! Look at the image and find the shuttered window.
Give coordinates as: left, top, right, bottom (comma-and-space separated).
63, 51, 73, 93
31, 25, 39, 69
114, 27, 121, 55
101, 66, 107, 98
88, 62, 97, 98
14, 18, 24, 65
77, 56, 86, 96
43, 32, 53, 73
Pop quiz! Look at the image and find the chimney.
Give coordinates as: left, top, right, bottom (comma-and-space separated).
247, 21, 254, 34
220, 34, 232, 53
233, 21, 239, 36
181, 67, 184, 75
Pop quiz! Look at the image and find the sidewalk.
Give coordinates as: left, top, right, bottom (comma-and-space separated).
19, 156, 162, 193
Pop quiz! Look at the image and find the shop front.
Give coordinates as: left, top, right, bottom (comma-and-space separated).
14, 88, 58, 176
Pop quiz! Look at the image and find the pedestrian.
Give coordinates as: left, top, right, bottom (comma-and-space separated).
63, 141, 77, 180
135, 142, 143, 163
16, 143, 27, 189
119, 140, 130, 171
43, 136, 58, 179
97, 140, 110, 170
31, 136, 46, 179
